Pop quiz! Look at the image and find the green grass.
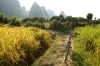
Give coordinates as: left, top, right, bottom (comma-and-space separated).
73, 24, 100, 66
72, 39, 91, 66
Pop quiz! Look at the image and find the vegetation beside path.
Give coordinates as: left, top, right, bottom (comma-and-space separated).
73, 25, 100, 66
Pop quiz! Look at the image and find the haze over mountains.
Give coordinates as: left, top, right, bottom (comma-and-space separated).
0, 0, 66, 19
47, 9, 55, 18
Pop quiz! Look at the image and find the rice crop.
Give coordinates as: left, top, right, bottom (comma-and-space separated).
0, 27, 52, 66
74, 25, 100, 66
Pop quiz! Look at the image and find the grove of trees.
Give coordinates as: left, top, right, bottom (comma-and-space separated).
0, 13, 100, 31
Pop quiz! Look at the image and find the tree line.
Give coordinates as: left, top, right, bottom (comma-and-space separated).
0, 13, 100, 31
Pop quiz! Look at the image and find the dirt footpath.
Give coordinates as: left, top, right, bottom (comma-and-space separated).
32, 34, 75, 66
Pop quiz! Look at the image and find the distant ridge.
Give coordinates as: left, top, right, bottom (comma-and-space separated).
41, 6, 50, 19
0, 0, 26, 18
29, 2, 43, 18
29, 2, 51, 19
0, 1, 55, 19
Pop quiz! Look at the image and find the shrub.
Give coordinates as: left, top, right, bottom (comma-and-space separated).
10, 20, 21, 26
25, 21, 34, 27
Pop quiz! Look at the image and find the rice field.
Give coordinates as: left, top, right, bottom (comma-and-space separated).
74, 25, 100, 66
0, 27, 52, 66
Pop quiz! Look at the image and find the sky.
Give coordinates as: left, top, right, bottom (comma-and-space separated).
18, 0, 100, 18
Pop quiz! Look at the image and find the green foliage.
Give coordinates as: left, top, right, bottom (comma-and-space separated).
22, 17, 45, 28
0, 15, 4, 22
10, 18, 21, 26
3, 17, 9, 24
0, 13, 100, 31
50, 19, 63, 31
0, 14, 10, 24
78, 17, 87, 22
25, 21, 34, 27
65, 16, 73, 22
74, 25, 100, 66
50, 16, 59, 21
49, 16, 81, 31
86, 13, 93, 20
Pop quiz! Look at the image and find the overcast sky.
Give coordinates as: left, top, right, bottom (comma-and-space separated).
18, 0, 100, 18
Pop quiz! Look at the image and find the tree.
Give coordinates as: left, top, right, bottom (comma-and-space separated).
3, 17, 9, 24
0, 15, 4, 23
94, 17, 97, 20
59, 15, 64, 22
64, 16, 72, 22
86, 13, 93, 20
50, 16, 59, 21
78, 17, 87, 22
10, 20, 21, 26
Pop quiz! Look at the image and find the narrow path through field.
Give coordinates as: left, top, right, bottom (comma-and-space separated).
32, 33, 75, 66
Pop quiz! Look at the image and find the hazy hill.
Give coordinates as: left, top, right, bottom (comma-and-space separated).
0, 0, 55, 19
0, 0, 25, 18
29, 2, 50, 19
41, 6, 50, 19
22, 6, 29, 18
29, 2, 43, 18
47, 9, 55, 18
60, 11, 66, 18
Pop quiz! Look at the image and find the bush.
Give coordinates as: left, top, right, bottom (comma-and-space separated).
0, 14, 10, 24
25, 21, 34, 27
10, 20, 21, 26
